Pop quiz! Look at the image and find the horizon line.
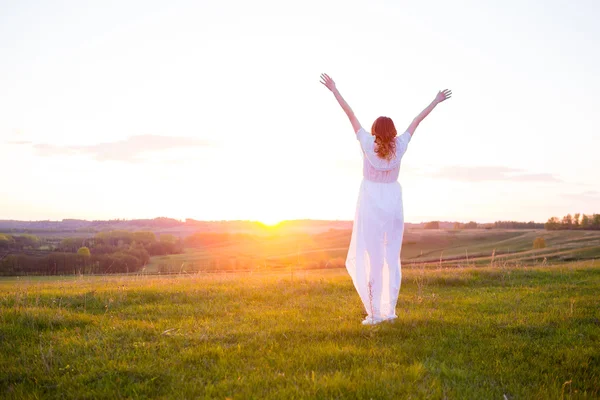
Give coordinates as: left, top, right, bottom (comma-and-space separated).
0, 217, 548, 225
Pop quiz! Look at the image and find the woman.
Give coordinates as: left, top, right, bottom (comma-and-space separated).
320, 73, 451, 325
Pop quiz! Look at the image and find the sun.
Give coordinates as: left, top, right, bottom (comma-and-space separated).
256, 211, 285, 227
259, 216, 282, 227
254, 206, 287, 227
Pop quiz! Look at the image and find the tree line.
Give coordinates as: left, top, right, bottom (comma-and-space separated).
545, 213, 600, 230
0, 230, 184, 276
423, 221, 545, 230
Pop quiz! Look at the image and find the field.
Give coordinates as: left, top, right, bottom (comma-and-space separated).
1, 229, 600, 399
1, 262, 599, 399
147, 229, 600, 273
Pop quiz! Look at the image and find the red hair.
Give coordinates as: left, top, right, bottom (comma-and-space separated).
371, 116, 397, 160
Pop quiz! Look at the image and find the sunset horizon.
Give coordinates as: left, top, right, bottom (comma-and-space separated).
2, 1, 598, 225
0, 214, 559, 225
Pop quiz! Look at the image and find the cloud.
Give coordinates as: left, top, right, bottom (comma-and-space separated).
426, 165, 562, 183
581, 190, 600, 196
33, 143, 77, 156
71, 135, 212, 162
16, 135, 213, 162
7, 140, 33, 145
562, 190, 600, 200
507, 173, 562, 182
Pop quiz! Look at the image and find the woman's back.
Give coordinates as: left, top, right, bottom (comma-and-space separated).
319, 72, 451, 325
356, 127, 412, 183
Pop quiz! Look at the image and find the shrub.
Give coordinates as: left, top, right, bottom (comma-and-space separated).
533, 237, 546, 249
59, 237, 86, 252
424, 221, 440, 229
0, 234, 14, 249
77, 247, 91, 257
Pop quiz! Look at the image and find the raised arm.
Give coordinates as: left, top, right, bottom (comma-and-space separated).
406, 89, 452, 136
320, 73, 362, 134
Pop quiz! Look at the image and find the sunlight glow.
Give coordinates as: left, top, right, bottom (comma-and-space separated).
259, 216, 283, 227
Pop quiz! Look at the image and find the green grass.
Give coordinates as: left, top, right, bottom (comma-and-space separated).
1, 264, 599, 399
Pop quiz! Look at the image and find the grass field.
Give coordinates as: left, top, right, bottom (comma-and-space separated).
1, 262, 599, 399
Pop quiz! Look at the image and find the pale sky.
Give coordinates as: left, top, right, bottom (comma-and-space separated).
1, 0, 599, 224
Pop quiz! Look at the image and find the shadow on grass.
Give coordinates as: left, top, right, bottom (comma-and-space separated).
0, 369, 171, 399
1, 309, 93, 332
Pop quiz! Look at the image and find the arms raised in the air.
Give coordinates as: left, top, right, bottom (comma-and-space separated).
320, 73, 362, 134
406, 89, 452, 136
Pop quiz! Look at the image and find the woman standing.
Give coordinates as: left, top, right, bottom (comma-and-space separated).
320, 73, 451, 325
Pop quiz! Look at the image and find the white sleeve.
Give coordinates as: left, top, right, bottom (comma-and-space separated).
356, 127, 372, 151
396, 131, 412, 158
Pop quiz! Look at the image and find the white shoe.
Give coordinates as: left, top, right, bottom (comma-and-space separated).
361, 316, 384, 325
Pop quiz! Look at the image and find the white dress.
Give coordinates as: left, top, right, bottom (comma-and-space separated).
346, 127, 412, 322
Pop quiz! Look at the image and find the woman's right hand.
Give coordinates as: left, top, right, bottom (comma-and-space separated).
320, 73, 337, 92
435, 89, 452, 104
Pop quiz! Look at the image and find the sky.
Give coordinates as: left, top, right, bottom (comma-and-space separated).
1, 0, 599, 224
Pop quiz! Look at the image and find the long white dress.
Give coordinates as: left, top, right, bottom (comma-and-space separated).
345, 127, 411, 323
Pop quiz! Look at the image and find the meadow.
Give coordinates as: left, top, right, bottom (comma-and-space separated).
1, 260, 599, 399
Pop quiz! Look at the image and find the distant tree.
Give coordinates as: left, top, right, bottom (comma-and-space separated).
581, 214, 590, 229
147, 241, 178, 256
546, 213, 600, 231
544, 217, 560, 230
561, 214, 573, 229
59, 237, 86, 252
533, 237, 546, 249
10, 234, 40, 250
573, 213, 580, 228
465, 221, 478, 229
453, 222, 463, 230
152, 217, 181, 228
593, 214, 600, 230
0, 234, 14, 249
123, 247, 150, 265
96, 230, 133, 247
0, 242, 157, 276
424, 221, 440, 229
494, 220, 544, 229
77, 246, 91, 274
160, 234, 177, 244
131, 231, 156, 245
